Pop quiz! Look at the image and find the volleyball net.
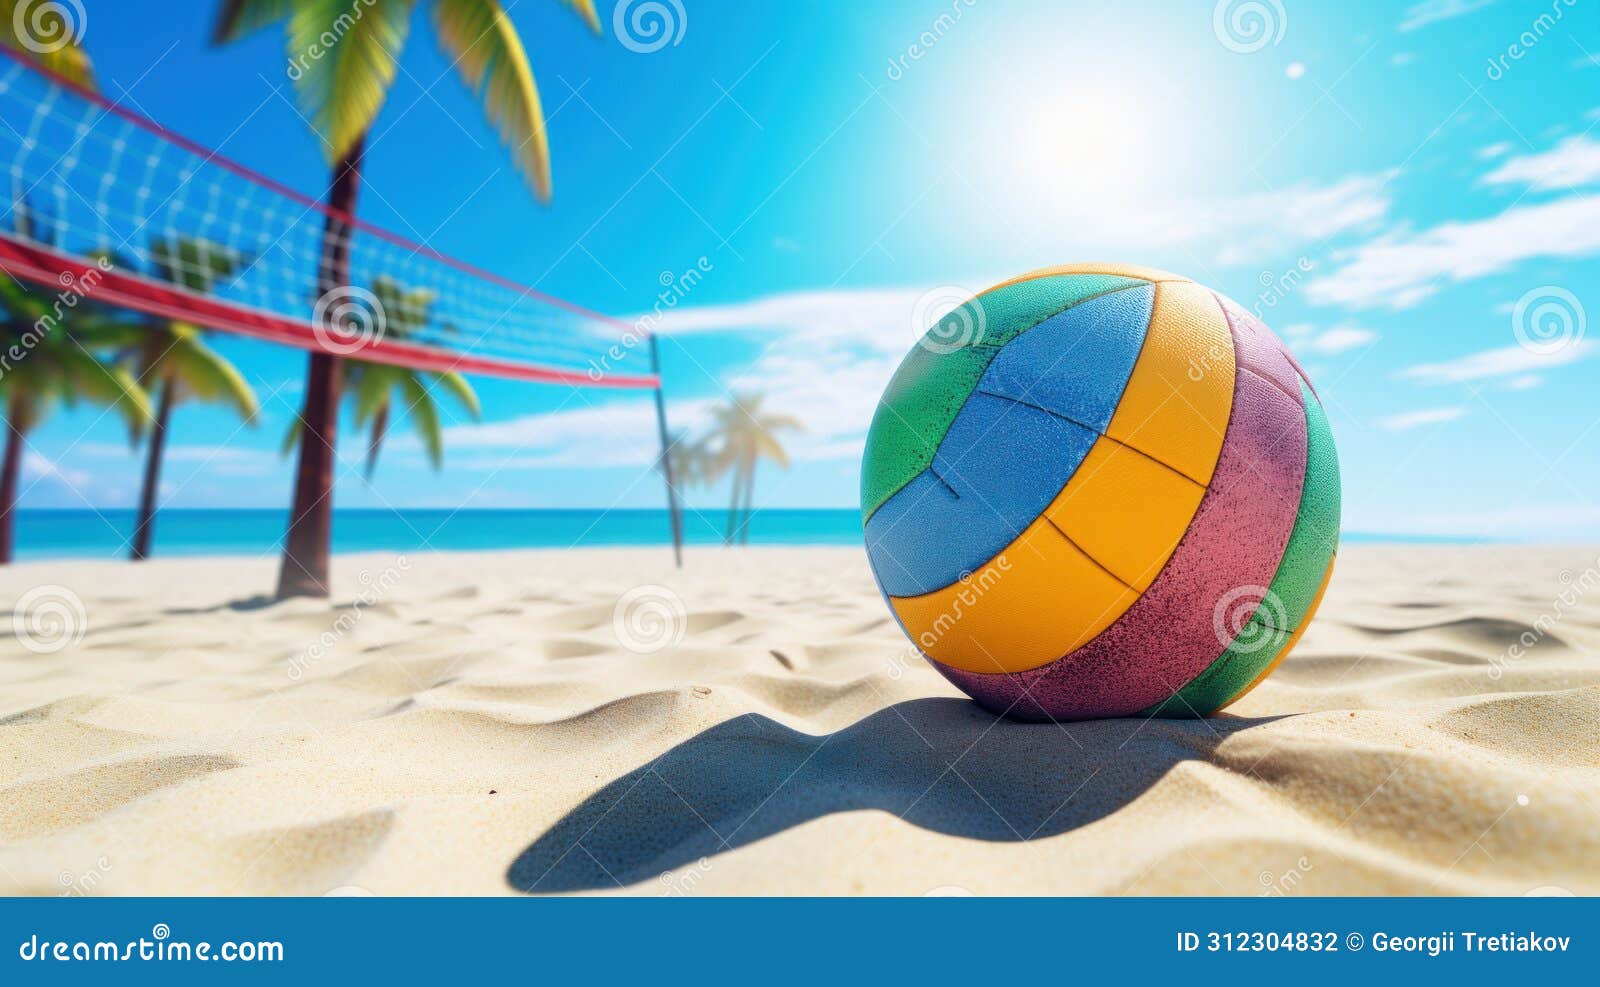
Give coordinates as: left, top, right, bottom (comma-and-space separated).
0, 48, 657, 389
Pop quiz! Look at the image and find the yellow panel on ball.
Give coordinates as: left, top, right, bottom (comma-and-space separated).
1106, 281, 1235, 485
1044, 437, 1206, 591
889, 517, 1138, 675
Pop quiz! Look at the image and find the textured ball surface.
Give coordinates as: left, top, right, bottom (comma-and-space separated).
862, 264, 1340, 721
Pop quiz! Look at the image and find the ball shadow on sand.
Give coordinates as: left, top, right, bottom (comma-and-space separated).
507, 697, 1283, 893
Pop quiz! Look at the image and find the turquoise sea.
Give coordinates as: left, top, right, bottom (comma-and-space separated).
7, 509, 1494, 562
10, 508, 870, 561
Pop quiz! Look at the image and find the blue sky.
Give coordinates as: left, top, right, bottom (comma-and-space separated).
16, 0, 1600, 538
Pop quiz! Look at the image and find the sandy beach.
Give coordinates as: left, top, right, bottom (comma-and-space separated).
1, 544, 1596, 896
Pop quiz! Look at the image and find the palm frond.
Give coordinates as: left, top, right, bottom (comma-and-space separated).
401, 374, 444, 469
430, 370, 480, 418
211, 0, 296, 44
288, 0, 418, 162
169, 336, 260, 421
430, 0, 553, 199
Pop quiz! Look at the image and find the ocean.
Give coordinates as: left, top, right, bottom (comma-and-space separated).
8, 509, 1486, 562
9, 508, 869, 561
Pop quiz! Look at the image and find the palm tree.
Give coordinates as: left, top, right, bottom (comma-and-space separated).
286, 276, 481, 476
0, 1, 95, 87
125, 238, 259, 560
707, 394, 802, 546
213, 0, 600, 598
0, 227, 151, 563
658, 429, 718, 546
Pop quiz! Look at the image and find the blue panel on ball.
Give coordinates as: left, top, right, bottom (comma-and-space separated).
864, 391, 1096, 597
977, 283, 1155, 431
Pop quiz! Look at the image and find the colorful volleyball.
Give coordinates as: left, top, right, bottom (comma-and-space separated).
862, 263, 1340, 721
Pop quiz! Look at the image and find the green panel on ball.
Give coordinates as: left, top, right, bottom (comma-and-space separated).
1143, 378, 1341, 717
859, 273, 1147, 521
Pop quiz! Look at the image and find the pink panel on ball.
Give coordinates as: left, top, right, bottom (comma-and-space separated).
930, 365, 1308, 720
1213, 293, 1302, 401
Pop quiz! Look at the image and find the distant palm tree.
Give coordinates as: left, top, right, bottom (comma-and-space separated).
125, 237, 259, 560
659, 429, 719, 543
707, 394, 802, 546
282, 277, 481, 476
213, 0, 600, 598
0, 1, 95, 87
0, 218, 151, 563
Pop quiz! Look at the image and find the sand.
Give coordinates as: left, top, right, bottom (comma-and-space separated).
0, 543, 1596, 896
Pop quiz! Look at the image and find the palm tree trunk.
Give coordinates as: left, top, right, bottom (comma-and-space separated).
130, 377, 175, 561
723, 462, 743, 546
0, 395, 26, 565
277, 134, 365, 599
737, 464, 755, 545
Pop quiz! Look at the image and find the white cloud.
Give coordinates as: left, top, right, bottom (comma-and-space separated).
1389, 52, 1418, 67
1399, 0, 1494, 32
1502, 373, 1543, 390
22, 451, 91, 490
1400, 341, 1596, 383
1300, 326, 1379, 355
1353, 502, 1600, 539
1306, 194, 1600, 308
1376, 407, 1466, 431
1481, 136, 1600, 192
646, 286, 932, 355
1476, 141, 1513, 160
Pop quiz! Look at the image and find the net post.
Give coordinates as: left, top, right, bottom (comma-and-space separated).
649, 334, 683, 568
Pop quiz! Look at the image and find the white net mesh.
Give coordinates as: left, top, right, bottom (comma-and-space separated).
0, 53, 656, 387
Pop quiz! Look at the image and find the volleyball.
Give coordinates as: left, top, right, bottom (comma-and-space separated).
863, 263, 1340, 720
